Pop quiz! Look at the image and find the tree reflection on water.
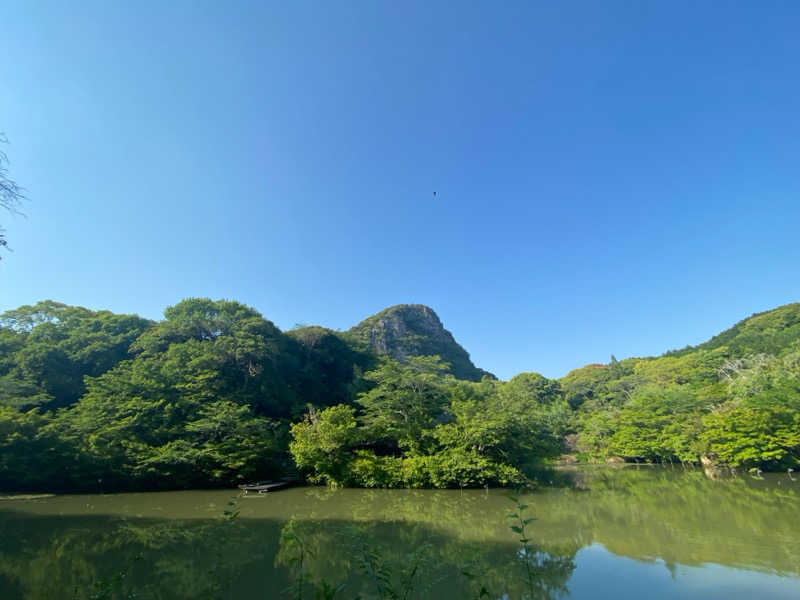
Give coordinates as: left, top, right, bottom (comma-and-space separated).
2, 466, 799, 599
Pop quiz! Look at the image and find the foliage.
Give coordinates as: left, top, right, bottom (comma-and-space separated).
699, 352, 800, 469
278, 519, 345, 600
354, 537, 432, 600
290, 405, 360, 486
290, 360, 563, 488
287, 326, 375, 414
507, 495, 538, 599
566, 304, 800, 470
607, 386, 705, 463
2, 297, 800, 493
0, 406, 70, 490
436, 377, 568, 470
0, 301, 153, 410
357, 356, 452, 454
666, 303, 800, 358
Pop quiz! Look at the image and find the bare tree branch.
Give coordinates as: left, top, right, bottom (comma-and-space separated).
0, 133, 28, 256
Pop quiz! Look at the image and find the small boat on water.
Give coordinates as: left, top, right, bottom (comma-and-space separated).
238, 479, 295, 494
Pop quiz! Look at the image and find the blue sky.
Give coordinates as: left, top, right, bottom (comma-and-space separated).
2, 1, 799, 380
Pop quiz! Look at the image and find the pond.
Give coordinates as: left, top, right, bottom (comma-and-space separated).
1, 466, 798, 599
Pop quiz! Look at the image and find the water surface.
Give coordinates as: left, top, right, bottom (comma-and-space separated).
2, 466, 798, 599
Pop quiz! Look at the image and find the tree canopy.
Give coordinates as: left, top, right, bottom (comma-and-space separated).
0, 298, 798, 492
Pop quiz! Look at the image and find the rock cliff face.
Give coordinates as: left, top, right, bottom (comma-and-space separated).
348, 304, 494, 381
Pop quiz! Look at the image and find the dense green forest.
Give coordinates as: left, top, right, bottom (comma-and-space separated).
563, 303, 800, 470
1, 299, 798, 492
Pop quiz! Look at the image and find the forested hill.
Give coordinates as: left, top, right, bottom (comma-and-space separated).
0, 300, 491, 417
560, 302, 800, 468
0, 298, 503, 492
348, 304, 494, 381
560, 302, 800, 410
0, 298, 798, 493
663, 302, 800, 358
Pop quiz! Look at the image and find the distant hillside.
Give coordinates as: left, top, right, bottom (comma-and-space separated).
348, 304, 494, 382
664, 302, 800, 358
560, 301, 800, 410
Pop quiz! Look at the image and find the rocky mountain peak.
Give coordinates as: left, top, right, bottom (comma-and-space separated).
348, 304, 494, 381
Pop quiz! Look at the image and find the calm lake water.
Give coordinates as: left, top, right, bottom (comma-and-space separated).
1, 466, 799, 599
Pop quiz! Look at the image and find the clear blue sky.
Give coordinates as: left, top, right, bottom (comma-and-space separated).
2, 1, 799, 380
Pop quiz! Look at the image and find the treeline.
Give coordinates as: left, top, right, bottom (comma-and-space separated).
1, 299, 799, 492
564, 303, 800, 470
0, 299, 374, 490
289, 357, 569, 487
0, 299, 567, 491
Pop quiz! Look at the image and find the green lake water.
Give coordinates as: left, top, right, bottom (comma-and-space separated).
1, 466, 799, 599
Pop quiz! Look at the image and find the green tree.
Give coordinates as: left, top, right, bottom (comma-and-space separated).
356, 356, 452, 454
504, 372, 563, 405
608, 385, 704, 463
130, 298, 296, 417
286, 325, 374, 412
289, 404, 360, 486
0, 301, 153, 410
700, 352, 800, 469
44, 299, 295, 489
437, 376, 567, 469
